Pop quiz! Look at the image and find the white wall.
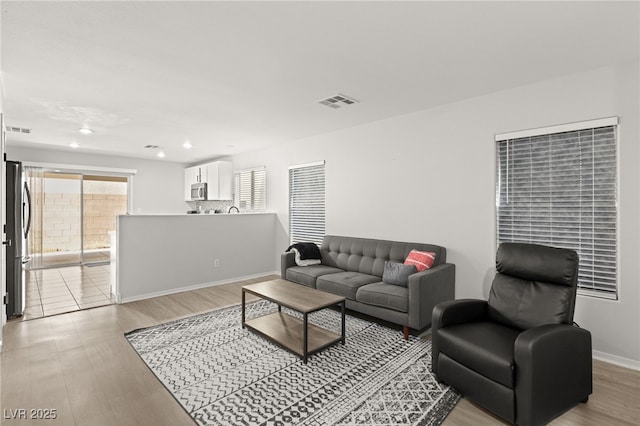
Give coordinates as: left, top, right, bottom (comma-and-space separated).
5, 147, 187, 214
230, 61, 640, 368
117, 213, 276, 301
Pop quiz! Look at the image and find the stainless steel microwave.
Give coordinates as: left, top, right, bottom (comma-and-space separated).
191, 182, 207, 200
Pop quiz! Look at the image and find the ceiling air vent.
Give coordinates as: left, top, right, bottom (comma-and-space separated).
144, 144, 160, 149
5, 125, 31, 134
318, 94, 359, 109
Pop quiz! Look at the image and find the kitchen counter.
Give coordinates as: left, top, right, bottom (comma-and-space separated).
115, 212, 277, 302
127, 211, 274, 217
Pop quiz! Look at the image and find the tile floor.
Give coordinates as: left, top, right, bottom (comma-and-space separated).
32, 249, 111, 268
19, 264, 114, 320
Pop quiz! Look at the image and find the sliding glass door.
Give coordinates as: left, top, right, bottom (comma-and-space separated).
82, 175, 128, 265
24, 167, 129, 269
26, 170, 82, 268
25, 166, 44, 268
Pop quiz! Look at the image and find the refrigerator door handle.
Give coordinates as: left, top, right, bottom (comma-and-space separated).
23, 181, 31, 239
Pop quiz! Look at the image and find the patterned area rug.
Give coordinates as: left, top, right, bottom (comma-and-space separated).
125, 299, 459, 426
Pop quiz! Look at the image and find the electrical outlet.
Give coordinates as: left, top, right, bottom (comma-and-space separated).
214, 258, 220, 268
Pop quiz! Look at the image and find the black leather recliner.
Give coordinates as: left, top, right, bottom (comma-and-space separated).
431, 243, 592, 426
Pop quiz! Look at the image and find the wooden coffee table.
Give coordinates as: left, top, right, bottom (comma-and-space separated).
241, 279, 346, 363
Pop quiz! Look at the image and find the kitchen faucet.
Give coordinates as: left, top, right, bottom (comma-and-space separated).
228, 206, 239, 213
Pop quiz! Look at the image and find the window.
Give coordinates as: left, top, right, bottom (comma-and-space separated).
234, 167, 266, 211
288, 161, 325, 245
495, 118, 618, 299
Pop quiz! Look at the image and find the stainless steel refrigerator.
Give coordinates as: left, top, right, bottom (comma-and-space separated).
5, 160, 31, 318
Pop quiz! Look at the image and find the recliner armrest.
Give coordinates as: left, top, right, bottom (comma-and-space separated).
432, 299, 488, 329
280, 252, 296, 278
431, 299, 487, 377
514, 324, 592, 426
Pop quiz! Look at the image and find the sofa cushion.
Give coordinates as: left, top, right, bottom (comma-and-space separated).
382, 261, 417, 287
356, 282, 408, 313
285, 265, 343, 288
436, 321, 520, 388
316, 272, 380, 300
320, 235, 447, 278
404, 249, 436, 272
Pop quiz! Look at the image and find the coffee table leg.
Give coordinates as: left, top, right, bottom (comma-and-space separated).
241, 289, 246, 328
303, 313, 308, 364
341, 301, 346, 345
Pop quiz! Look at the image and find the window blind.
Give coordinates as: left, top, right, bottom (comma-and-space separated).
496, 122, 618, 299
289, 161, 325, 246
234, 167, 266, 211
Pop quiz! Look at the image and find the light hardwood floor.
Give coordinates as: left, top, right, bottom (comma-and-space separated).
1, 275, 639, 425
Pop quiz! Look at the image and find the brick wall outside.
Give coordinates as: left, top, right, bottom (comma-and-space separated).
41, 180, 127, 253
42, 192, 81, 253
83, 193, 128, 250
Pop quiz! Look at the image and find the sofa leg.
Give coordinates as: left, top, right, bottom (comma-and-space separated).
403, 326, 409, 340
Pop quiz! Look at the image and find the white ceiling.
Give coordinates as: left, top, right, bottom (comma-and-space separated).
2, 1, 638, 164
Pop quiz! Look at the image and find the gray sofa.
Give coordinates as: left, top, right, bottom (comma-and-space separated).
281, 235, 456, 338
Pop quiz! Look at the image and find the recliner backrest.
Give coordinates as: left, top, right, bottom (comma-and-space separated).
488, 243, 579, 330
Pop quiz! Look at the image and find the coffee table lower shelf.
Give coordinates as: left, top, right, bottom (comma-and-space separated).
244, 312, 343, 362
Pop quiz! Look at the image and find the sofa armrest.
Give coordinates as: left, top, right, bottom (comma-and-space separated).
407, 263, 456, 330
515, 324, 592, 426
280, 252, 296, 279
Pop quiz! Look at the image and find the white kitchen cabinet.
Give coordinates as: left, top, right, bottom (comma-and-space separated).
205, 161, 233, 200
184, 161, 232, 201
184, 165, 208, 201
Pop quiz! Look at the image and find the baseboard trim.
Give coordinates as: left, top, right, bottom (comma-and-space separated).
119, 271, 280, 304
593, 350, 640, 371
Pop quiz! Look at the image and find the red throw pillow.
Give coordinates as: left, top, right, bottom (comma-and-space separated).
404, 250, 436, 272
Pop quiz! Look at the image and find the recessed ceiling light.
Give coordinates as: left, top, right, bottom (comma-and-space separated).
157, 151, 166, 158
182, 141, 192, 149
78, 127, 94, 135
69, 142, 80, 148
